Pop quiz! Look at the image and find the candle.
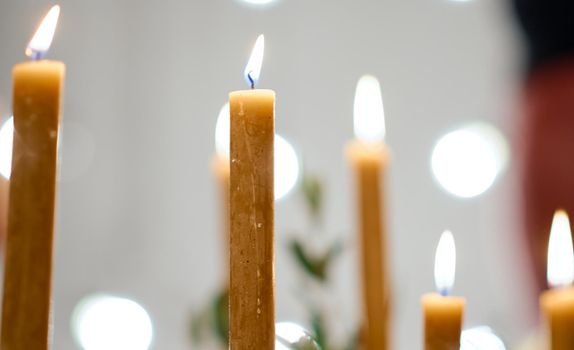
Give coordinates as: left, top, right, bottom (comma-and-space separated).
1, 6, 65, 349
229, 34, 276, 350
0, 116, 13, 246
213, 102, 231, 280
540, 210, 574, 350
421, 231, 465, 350
0, 175, 8, 247
345, 75, 390, 350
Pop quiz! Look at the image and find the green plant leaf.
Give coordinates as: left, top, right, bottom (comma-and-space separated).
190, 305, 212, 344
289, 239, 344, 282
302, 174, 323, 222
212, 288, 229, 345
290, 239, 327, 281
311, 312, 328, 350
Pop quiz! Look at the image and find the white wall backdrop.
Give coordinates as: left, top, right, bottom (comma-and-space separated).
0, 0, 535, 348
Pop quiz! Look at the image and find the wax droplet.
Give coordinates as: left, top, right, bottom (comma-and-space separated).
257, 308, 261, 314
257, 298, 261, 305
257, 223, 263, 228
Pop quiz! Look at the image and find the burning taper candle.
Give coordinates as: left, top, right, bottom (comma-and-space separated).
346, 75, 390, 350
1, 5, 65, 349
421, 231, 465, 350
540, 210, 574, 350
229, 35, 276, 350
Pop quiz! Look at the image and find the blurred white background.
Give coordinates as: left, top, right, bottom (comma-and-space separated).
0, 0, 535, 348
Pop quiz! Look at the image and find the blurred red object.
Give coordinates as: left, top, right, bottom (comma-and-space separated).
521, 57, 574, 293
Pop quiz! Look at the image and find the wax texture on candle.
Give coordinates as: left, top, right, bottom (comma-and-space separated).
1, 60, 64, 350
346, 139, 391, 350
422, 293, 465, 350
211, 154, 230, 281
541, 286, 574, 350
229, 89, 275, 350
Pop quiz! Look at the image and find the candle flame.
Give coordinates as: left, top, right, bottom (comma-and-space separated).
353, 75, 385, 143
434, 230, 456, 295
215, 103, 230, 158
547, 210, 574, 288
26, 5, 60, 59
244, 34, 265, 88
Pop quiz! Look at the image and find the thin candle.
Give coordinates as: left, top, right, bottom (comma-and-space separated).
540, 210, 574, 350
1, 5, 65, 350
229, 34, 276, 350
346, 75, 390, 350
213, 102, 231, 282
421, 231, 465, 350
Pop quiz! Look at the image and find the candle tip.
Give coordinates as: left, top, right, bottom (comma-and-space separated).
434, 230, 456, 295
353, 75, 385, 143
26, 5, 61, 60
244, 34, 265, 88
547, 209, 574, 288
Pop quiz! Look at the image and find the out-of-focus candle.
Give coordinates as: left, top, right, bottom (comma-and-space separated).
0, 116, 13, 247
229, 34, 276, 350
421, 231, 465, 350
213, 103, 231, 281
1, 6, 65, 350
540, 210, 574, 350
345, 75, 390, 350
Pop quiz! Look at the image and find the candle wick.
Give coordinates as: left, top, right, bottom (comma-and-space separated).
248, 71, 255, 89
27, 49, 46, 61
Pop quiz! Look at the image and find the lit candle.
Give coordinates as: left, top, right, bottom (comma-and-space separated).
213, 102, 231, 280
1, 6, 65, 349
421, 231, 465, 350
540, 210, 574, 350
229, 34, 275, 350
345, 75, 390, 350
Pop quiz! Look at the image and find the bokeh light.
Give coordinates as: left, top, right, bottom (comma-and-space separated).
431, 122, 509, 198
72, 294, 153, 350
0, 116, 14, 180
214, 103, 230, 158
275, 322, 320, 350
461, 326, 506, 350
238, 0, 278, 5
275, 135, 300, 201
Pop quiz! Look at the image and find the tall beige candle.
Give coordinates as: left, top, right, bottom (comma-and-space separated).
1, 6, 65, 350
346, 75, 390, 350
229, 35, 276, 350
540, 210, 574, 350
212, 153, 230, 279
422, 231, 465, 350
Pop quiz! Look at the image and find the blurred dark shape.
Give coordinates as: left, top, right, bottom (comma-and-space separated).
513, 0, 574, 294
521, 61, 574, 292
513, 0, 574, 70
